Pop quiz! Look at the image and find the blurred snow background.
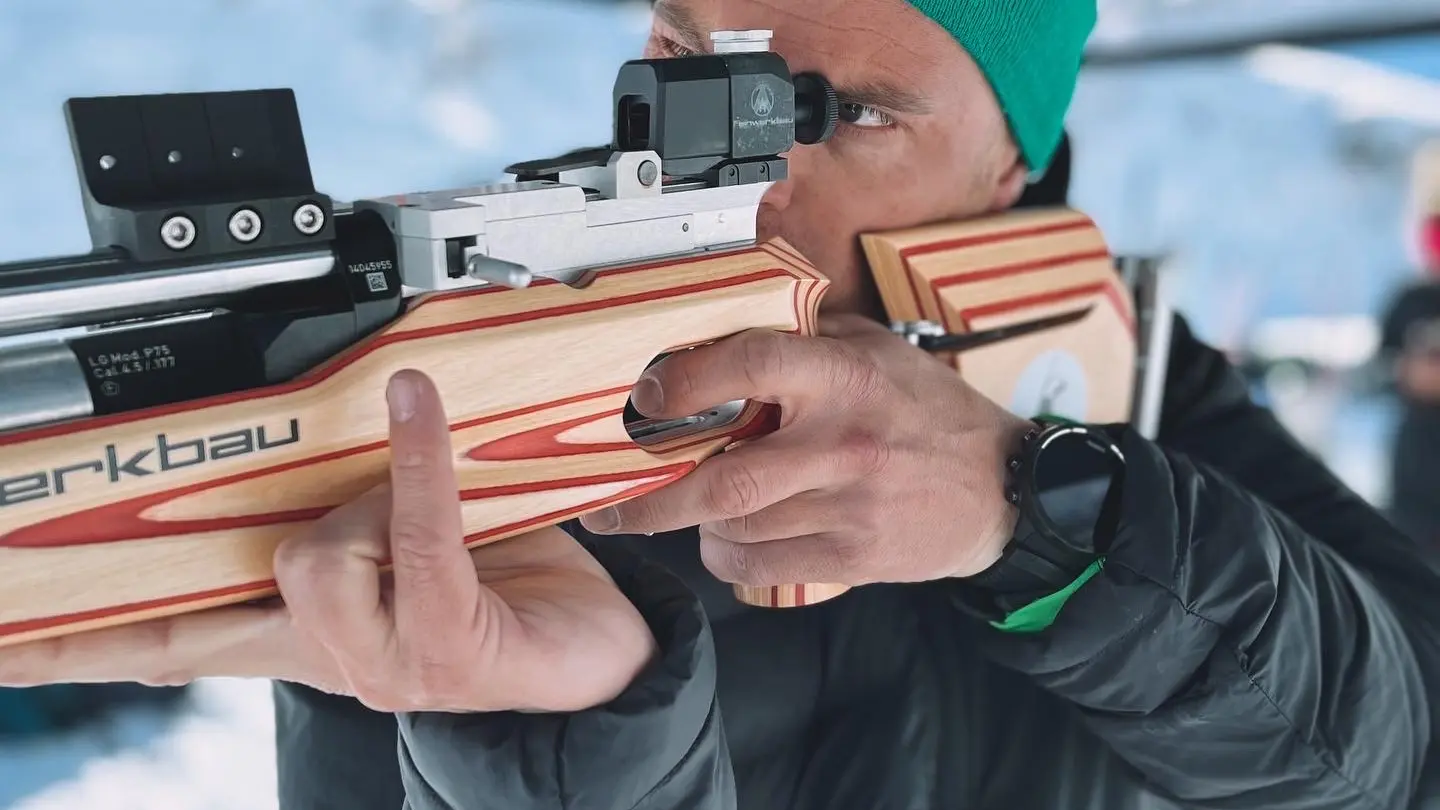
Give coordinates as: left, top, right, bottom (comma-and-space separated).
0, 0, 1437, 806
1091, 0, 1440, 56
1069, 30, 1440, 503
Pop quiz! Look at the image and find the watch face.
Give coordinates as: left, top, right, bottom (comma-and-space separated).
1031, 429, 1122, 550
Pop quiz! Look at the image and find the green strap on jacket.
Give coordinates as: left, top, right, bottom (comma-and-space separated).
989, 557, 1105, 633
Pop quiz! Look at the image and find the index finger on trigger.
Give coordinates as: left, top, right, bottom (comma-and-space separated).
632, 329, 846, 422
584, 424, 845, 536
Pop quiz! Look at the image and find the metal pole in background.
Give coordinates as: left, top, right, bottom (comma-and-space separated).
1120, 255, 1174, 439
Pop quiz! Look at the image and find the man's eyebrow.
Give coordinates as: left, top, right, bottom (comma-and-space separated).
652, 1, 710, 52
650, 3, 931, 117
831, 79, 933, 115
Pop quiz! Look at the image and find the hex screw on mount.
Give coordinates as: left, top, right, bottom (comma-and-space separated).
159, 215, 197, 250
229, 208, 264, 243
293, 203, 326, 236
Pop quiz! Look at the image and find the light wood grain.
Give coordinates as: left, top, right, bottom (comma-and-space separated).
861, 207, 1136, 426
733, 583, 851, 608
0, 241, 828, 647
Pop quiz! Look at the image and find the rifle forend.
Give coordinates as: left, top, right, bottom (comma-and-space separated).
0, 30, 848, 648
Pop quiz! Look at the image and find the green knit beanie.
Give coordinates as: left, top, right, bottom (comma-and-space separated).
905, 0, 1096, 173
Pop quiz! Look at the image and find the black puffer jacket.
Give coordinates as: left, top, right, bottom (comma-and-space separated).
271, 314, 1440, 810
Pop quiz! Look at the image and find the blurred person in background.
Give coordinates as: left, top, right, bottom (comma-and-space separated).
5, 1, 1440, 809
1381, 140, 1440, 545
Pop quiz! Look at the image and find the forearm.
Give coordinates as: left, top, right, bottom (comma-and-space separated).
971, 428, 1430, 809
396, 540, 736, 810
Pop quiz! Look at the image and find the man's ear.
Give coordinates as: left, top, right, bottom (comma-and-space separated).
990, 158, 1030, 210
1013, 132, 1073, 209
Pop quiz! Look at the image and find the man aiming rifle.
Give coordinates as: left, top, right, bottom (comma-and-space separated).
4, 0, 1440, 808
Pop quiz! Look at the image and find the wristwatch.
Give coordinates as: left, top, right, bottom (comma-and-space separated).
953, 419, 1127, 621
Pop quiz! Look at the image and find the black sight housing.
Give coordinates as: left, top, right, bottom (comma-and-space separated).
512, 46, 839, 188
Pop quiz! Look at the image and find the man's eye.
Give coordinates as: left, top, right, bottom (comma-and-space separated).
839, 103, 895, 129
651, 36, 697, 58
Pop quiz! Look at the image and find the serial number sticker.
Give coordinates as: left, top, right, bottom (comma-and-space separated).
366, 272, 389, 293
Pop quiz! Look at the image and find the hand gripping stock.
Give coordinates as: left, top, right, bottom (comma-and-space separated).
730, 209, 1142, 609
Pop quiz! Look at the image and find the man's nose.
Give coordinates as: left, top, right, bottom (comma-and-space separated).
761, 175, 792, 211
761, 146, 806, 211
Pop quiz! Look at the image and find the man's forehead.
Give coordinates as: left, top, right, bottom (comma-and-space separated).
653, 0, 949, 72
655, 0, 850, 33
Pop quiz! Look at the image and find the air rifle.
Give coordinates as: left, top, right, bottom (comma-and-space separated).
0, 30, 1159, 650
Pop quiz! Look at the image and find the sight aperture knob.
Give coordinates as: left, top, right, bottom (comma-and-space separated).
793, 72, 840, 145
711, 30, 774, 53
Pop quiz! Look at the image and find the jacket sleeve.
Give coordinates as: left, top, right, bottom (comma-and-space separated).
392, 535, 735, 810
970, 314, 1440, 809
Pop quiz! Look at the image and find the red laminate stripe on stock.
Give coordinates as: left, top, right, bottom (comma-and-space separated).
0, 462, 691, 549
0, 464, 695, 641
3, 386, 628, 548
893, 215, 1098, 326
0, 267, 790, 446
957, 282, 1136, 337
0, 579, 278, 642
382, 269, 791, 344
466, 409, 632, 461
930, 249, 1113, 289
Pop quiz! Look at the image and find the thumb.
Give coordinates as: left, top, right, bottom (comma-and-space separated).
384, 370, 480, 642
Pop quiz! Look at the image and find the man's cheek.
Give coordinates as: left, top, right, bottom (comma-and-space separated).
756, 201, 784, 244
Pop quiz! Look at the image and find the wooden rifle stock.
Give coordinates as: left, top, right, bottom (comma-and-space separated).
862, 207, 1136, 424
0, 240, 828, 648
0, 206, 1136, 649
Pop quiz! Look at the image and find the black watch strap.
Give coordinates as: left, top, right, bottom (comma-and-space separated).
953, 420, 1123, 621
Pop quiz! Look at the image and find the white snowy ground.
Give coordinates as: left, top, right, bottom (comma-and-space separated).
0, 0, 1436, 806
2, 681, 277, 810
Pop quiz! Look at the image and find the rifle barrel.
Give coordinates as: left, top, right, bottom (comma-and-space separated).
0, 249, 334, 338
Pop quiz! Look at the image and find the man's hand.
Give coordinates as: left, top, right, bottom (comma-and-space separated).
582, 315, 1034, 587
0, 370, 657, 715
